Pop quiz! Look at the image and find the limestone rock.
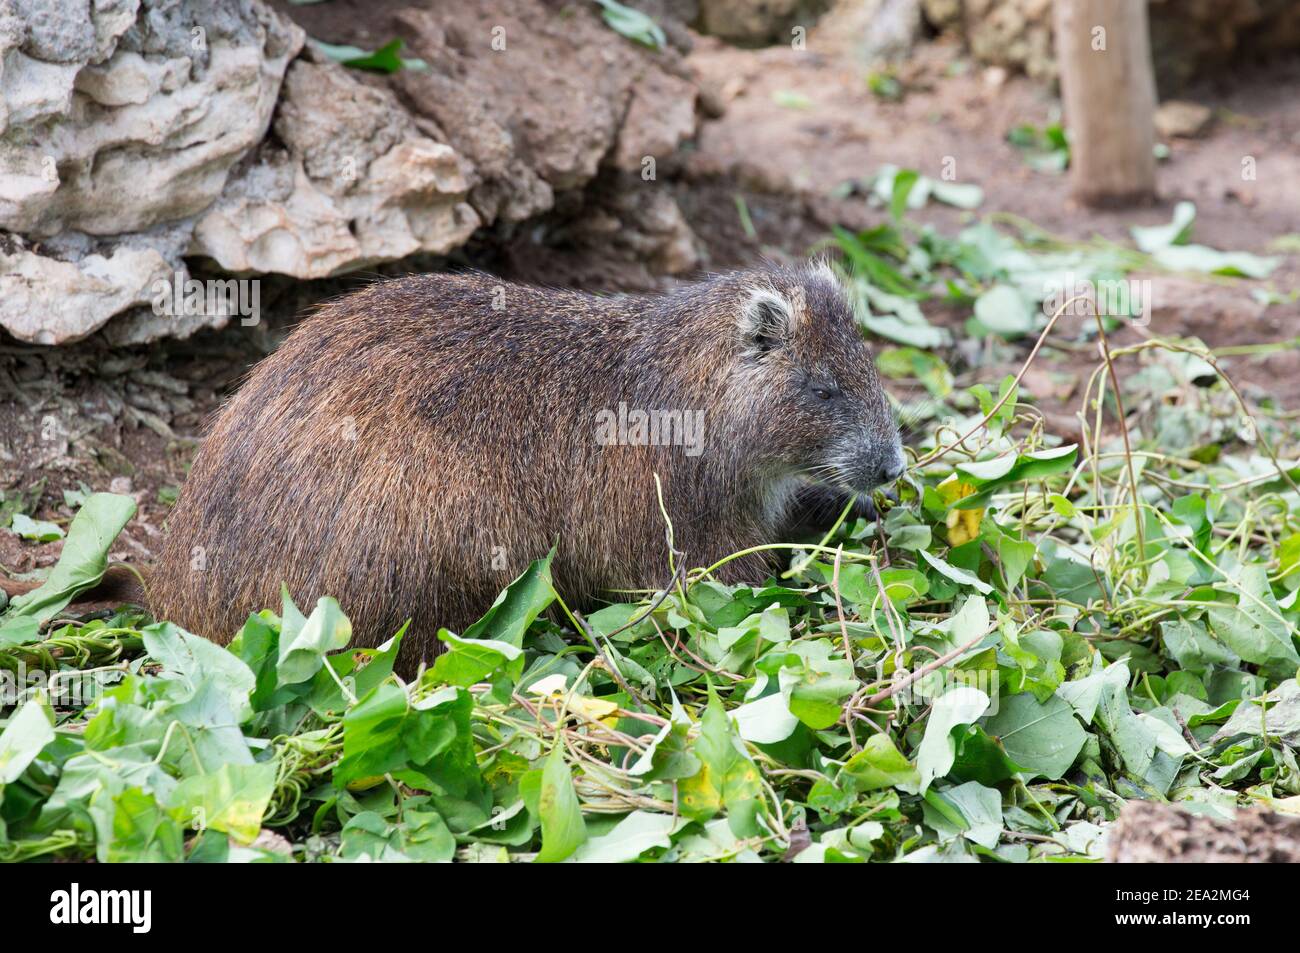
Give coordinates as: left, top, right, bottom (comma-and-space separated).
0, 236, 171, 345
0, 0, 303, 343
0, 0, 302, 238
815, 0, 925, 65
613, 70, 699, 172
0, 0, 704, 344
189, 53, 480, 279
381, 1, 700, 222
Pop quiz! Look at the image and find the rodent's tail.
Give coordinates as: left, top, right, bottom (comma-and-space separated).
1, 565, 145, 607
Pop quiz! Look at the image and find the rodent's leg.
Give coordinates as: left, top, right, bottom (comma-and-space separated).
782, 484, 879, 540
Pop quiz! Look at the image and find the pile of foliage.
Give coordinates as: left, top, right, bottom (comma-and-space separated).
2, 195, 1298, 862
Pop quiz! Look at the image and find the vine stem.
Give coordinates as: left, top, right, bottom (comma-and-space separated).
914, 294, 1092, 468
862, 625, 990, 707
1091, 308, 1147, 585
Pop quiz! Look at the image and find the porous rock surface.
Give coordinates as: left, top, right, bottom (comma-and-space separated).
0, 0, 701, 345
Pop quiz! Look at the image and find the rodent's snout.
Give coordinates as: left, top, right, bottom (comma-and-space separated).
875, 446, 906, 486
845, 441, 906, 493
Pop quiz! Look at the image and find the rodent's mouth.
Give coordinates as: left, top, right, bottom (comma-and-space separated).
803, 438, 906, 496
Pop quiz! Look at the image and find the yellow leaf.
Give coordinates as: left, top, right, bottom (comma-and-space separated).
939, 475, 984, 546
346, 774, 387, 792
569, 695, 620, 729
528, 674, 620, 728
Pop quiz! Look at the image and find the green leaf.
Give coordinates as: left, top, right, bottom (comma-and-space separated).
920, 549, 994, 595
9, 513, 63, 542
1092, 663, 1183, 793
1152, 244, 1279, 279
229, 611, 290, 712
876, 347, 954, 399
277, 590, 353, 687
930, 180, 984, 210
996, 535, 1035, 589
143, 621, 257, 729
335, 681, 410, 787
1007, 123, 1069, 172
333, 681, 483, 800
461, 550, 556, 647
167, 761, 277, 844
917, 686, 990, 792
973, 284, 1034, 337
839, 733, 920, 792
1160, 618, 1238, 674
431, 630, 525, 687
1131, 200, 1197, 252
952, 445, 1078, 509
569, 810, 676, 862
0, 695, 55, 784
100, 787, 186, 863
1132, 202, 1278, 275
339, 808, 455, 862
0, 493, 135, 642
314, 38, 427, 73
923, 781, 1003, 848
1205, 565, 1299, 674
982, 692, 1086, 780
779, 641, 856, 731
950, 725, 1022, 785
889, 168, 921, 221
1054, 660, 1109, 724
833, 563, 929, 608
534, 746, 587, 863
627, 694, 699, 781
679, 688, 765, 835
730, 691, 799, 743
1212, 680, 1300, 747
595, 0, 666, 49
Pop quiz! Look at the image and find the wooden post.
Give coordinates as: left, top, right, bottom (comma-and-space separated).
1054, 0, 1157, 207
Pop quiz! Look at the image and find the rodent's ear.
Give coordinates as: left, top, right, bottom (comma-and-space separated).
738, 288, 797, 355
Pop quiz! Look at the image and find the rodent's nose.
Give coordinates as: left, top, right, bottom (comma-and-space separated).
877, 458, 904, 485
873, 447, 904, 486
847, 443, 906, 493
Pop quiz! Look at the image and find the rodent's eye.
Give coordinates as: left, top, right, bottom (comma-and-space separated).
811, 387, 833, 402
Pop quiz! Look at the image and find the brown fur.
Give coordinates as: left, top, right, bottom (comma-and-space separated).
148, 264, 902, 671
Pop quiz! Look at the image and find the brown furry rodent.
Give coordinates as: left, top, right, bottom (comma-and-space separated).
149, 263, 904, 670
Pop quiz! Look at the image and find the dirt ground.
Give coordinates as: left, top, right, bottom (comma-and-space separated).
2, 28, 1298, 578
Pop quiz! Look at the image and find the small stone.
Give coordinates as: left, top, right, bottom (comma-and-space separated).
1155, 100, 1214, 139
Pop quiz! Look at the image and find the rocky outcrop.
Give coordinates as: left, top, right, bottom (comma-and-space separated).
379, 2, 698, 222
0, 0, 302, 344
189, 50, 480, 280
0, 0, 703, 345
